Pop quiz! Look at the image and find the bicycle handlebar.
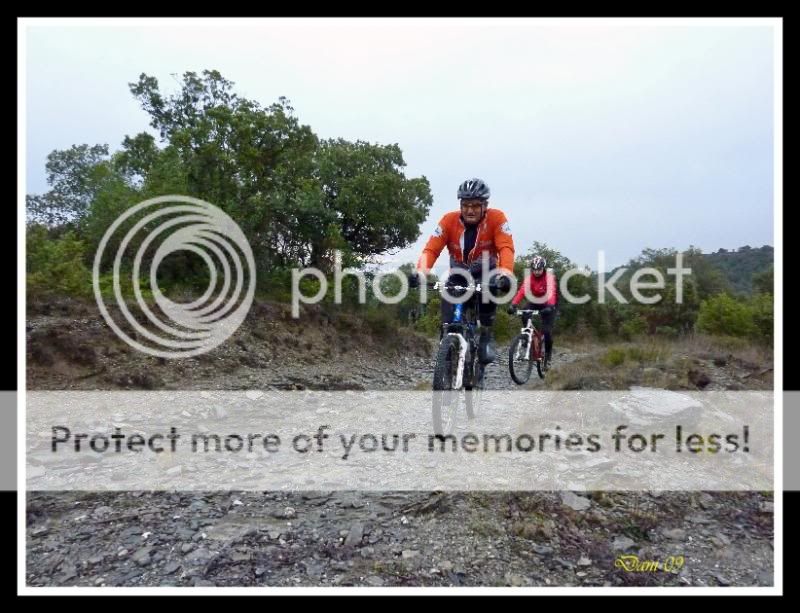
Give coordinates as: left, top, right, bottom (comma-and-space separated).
426, 281, 483, 292
410, 272, 510, 294
426, 279, 509, 292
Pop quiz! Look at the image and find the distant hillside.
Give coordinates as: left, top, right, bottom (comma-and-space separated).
606, 245, 773, 296
703, 245, 773, 295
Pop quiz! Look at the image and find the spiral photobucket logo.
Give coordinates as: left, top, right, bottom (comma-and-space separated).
92, 195, 255, 358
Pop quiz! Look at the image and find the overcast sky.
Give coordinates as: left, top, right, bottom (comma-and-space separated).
22, 18, 777, 270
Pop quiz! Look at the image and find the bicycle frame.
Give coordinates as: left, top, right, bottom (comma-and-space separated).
516, 309, 543, 361
435, 281, 483, 390
446, 306, 470, 390
433, 281, 482, 389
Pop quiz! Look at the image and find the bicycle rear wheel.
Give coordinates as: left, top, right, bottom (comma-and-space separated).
533, 332, 546, 379
432, 335, 463, 435
509, 333, 533, 385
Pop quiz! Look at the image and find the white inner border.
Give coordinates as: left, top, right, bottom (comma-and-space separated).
17, 16, 783, 596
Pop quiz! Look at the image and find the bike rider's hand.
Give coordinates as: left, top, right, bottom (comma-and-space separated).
496, 274, 512, 293
540, 305, 554, 315
507, 303, 517, 315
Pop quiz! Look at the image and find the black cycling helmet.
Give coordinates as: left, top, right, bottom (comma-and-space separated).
531, 255, 547, 271
457, 178, 490, 201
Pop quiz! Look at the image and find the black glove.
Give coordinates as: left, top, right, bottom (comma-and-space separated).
507, 304, 517, 315
408, 273, 420, 289
496, 275, 511, 293
540, 305, 554, 315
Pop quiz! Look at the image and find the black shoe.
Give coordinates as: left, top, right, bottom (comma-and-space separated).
478, 329, 496, 364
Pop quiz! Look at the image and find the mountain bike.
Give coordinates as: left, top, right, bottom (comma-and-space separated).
508, 309, 549, 385
428, 279, 495, 436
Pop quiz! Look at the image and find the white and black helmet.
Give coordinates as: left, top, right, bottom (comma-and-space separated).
457, 177, 490, 200
531, 255, 547, 271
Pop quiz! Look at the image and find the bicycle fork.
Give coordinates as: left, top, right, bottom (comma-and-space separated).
447, 332, 469, 389
517, 329, 533, 360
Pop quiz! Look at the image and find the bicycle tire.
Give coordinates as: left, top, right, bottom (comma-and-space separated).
432, 335, 462, 435
465, 349, 485, 419
509, 333, 533, 385
534, 332, 546, 379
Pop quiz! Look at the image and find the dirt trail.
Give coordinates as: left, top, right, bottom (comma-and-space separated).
25, 299, 774, 587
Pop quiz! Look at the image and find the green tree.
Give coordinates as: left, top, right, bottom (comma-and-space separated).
316, 138, 433, 268
523, 241, 573, 278
750, 292, 773, 344
27, 69, 435, 303
26, 225, 92, 297
752, 266, 774, 295
26, 144, 113, 226
115, 132, 160, 182
130, 70, 321, 272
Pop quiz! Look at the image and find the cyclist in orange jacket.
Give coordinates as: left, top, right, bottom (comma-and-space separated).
411, 178, 515, 364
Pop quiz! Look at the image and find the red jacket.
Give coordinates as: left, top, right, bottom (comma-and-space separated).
416, 208, 515, 274
512, 270, 558, 307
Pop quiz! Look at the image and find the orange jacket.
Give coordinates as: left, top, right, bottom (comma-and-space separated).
416, 208, 515, 274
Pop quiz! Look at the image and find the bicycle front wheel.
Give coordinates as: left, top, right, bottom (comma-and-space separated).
432, 335, 463, 435
509, 334, 533, 385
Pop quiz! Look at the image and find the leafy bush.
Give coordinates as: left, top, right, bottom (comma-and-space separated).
696, 294, 758, 339
27, 226, 92, 297
749, 293, 773, 344
601, 347, 627, 367
619, 315, 648, 341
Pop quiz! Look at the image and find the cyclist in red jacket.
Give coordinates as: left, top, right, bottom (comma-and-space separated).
508, 255, 558, 366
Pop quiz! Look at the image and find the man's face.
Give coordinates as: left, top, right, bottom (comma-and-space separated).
460, 199, 487, 224
533, 268, 545, 278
